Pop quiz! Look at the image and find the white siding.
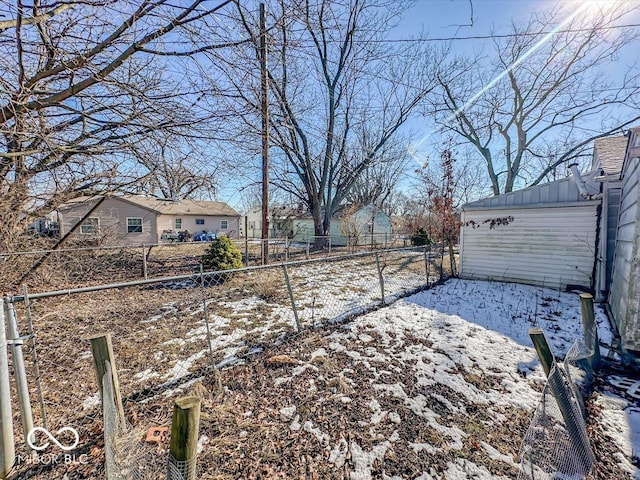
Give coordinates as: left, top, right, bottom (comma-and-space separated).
460, 205, 599, 290
609, 151, 640, 351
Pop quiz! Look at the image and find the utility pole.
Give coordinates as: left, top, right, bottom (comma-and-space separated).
260, 2, 270, 265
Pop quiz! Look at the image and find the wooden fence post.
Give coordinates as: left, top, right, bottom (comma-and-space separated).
529, 328, 555, 376
168, 396, 201, 480
579, 293, 601, 373
90, 334, 125, 433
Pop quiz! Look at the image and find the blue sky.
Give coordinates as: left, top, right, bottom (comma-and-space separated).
218, 0, 640, 211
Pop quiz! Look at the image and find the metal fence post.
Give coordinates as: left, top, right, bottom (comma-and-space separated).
328, 237, 331, 256
423, 246, 430, 282
142, 244, 148, 280
529, 328, 594, 474
22, 286, 47, 429
5, 299, 34, 452
0, 299, 15, 479
306, 238, 310, 260
375, 253, 386, 306
199, 264, 214, 361
282, 265, 302, 332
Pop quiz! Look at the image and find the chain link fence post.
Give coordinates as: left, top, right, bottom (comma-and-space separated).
4, 298, 34, 452
0, 299, 15, 479
282, 265, 301, 332
375, 253, 386, 306
199, 264, 214, 361
22, 285, 46, 429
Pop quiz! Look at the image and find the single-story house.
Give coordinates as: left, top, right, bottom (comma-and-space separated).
244, 204, 301, 239
58, 195, 241, 245
459, 135, 627, 294
291, 204, 393, 246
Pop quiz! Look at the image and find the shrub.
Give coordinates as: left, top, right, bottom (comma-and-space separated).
200, 236, 243, 284
411, 227, 431, 246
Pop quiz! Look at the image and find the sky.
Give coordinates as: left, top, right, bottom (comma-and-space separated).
217, 0, 640, 212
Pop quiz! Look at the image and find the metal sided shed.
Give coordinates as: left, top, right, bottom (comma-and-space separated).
460, 176, 601, 291
609, 128, 640, 352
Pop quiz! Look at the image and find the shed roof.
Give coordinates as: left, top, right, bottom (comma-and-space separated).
462, 174, 599, 211
60, 195, 240, 217
593, 136, 628, 175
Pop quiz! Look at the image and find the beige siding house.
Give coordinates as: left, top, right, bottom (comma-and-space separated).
58, 195, 241, 245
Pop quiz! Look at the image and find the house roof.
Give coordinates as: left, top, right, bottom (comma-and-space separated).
60, 195, 240, 217
462, 173, 600, 211
593, 136, 628, 175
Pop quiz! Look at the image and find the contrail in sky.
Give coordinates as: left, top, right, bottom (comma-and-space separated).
407, 1, 593, 164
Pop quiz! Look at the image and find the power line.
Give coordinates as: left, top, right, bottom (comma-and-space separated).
367, 22, 640, 43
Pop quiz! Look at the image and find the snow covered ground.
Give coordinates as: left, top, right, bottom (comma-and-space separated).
27, 268, 640, 479
176, 278, 639, 478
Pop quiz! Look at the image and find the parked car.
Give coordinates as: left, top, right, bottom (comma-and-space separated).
193, 231, 217, 242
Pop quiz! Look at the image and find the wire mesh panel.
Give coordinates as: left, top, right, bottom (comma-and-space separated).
518, 353, 595, 479
166, 455, 197, 480
285, 252, 384, 326
379, 248, 438, 300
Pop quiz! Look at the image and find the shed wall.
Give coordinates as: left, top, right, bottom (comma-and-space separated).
609, 152, 640, 351
460, 205, 599, 290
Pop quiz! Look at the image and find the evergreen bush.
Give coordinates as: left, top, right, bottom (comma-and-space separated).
200, 236, 243, 284
410, 227, 431, 246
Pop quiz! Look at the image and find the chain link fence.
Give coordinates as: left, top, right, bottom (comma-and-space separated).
2, 246, 442, 479
0, 235, 414, 294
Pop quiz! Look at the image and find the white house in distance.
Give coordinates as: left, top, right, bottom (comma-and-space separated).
244, 204, 301, 238
58, 195, 241, 245
291, 204, 393, 246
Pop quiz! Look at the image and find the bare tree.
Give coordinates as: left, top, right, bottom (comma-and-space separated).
128, 135, 221, 200
205, 0, 437, 246
0, 0, 239, 247
345, 137, 410, 210
427, 2, 640, 195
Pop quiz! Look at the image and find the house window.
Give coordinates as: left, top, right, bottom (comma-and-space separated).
175, 218, 182, 230
80, 218, 99, 234
127, 218, 143, 233
221, 220, 228, 229
195, 219, 205, 225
